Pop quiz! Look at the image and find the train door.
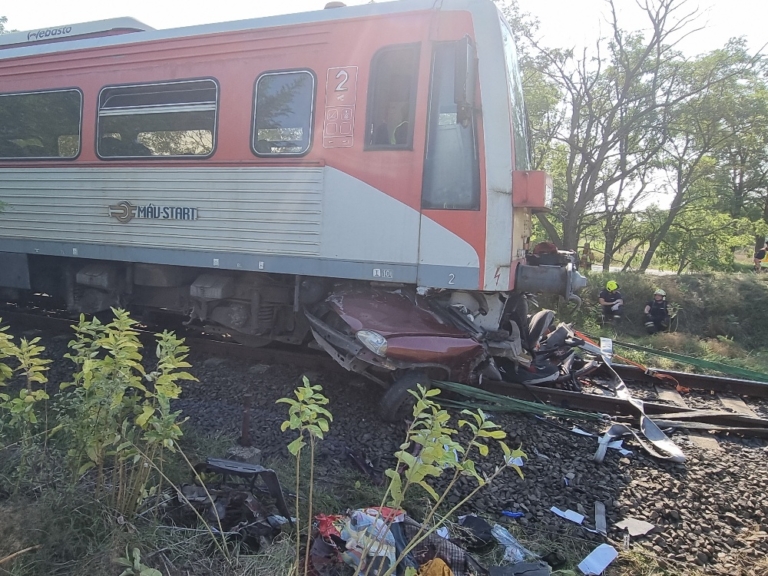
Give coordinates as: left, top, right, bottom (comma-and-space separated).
417, 40, 482, 289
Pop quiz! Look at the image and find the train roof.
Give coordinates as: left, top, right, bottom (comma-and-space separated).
0, 0, 489, 62
0, 18, 153, 49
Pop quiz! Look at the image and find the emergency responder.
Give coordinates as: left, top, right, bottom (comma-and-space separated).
599, 281, 624, 321
643, 289, 670, 334
755, 242, 768, 272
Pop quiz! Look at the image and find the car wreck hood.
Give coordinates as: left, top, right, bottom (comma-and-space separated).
327, 289, 468, 338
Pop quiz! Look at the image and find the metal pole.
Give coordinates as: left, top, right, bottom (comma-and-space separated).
240, 392, 252, 447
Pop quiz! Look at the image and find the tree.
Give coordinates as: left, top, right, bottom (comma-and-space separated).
655, 203, 753, 273
637, 43, 755, 271
0, 16, 8, 34
499, 0, 763, 274
709, 53, 768, 247
523, 0, 712, 255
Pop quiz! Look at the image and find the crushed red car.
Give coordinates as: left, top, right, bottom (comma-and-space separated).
304, 279, 587, 421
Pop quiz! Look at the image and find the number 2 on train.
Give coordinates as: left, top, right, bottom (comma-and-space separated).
335, 69, 349, 92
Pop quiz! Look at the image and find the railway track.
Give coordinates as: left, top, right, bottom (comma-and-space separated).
3, 304, 768, 443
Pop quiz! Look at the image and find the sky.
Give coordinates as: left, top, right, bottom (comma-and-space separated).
3, 0, 766, 56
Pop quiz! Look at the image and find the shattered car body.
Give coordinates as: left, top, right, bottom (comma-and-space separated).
305, 285, 584, 420
307, 288, 485, 381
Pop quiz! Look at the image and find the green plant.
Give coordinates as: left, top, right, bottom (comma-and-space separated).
0, 322, 52, 488
61, 309, 195, 516
114, 547, 162, 576
355, 386, 525, 576
277, 377, 333, 576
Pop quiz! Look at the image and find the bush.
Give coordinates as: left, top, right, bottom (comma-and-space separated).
540, 271, 768, 346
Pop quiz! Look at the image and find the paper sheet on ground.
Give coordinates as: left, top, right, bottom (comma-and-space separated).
550, 507, 584, 525
578, 543, 618, 575
615, 517, 655, 537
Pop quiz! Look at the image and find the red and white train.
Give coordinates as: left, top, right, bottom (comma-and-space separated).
0, 0, 584, 418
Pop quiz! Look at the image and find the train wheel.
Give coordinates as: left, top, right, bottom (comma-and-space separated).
378, 370, 431, 422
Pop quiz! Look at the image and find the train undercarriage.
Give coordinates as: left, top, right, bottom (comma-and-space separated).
1, 253, 585, 420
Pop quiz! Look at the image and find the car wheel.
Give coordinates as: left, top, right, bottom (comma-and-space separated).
378, 370, 431, 422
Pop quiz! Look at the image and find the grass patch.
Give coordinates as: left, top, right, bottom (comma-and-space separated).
537, 271, 768, 375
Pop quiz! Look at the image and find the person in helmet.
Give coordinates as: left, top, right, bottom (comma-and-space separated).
599, 281, 624, 321
755, 242, 768, 272
643, 289, 670, 334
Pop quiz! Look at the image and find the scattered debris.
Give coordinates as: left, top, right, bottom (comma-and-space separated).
313, 508, 487, 576
490, 561, 552, 575
457, 515, 495, 552
594, 503, 607, 537
491, 524, 537, 563
577, 544, 618, 575
615, 517, 656, 537
550, 507, 584, 525
501, 510, 524, 519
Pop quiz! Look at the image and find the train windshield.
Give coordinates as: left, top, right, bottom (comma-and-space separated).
499, 17, 531, 170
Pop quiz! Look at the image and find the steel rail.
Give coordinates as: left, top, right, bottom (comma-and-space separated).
3, 306, 767, 425
479, 380, 768, 434
612, 363, 768, 399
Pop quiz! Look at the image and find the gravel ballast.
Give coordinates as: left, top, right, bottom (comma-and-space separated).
12, 328, 768, 575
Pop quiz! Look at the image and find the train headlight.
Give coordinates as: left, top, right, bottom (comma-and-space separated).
356, 330, 388, 357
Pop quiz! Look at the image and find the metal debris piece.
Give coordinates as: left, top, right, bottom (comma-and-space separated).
580, 345, 685, 463
198, 458, 292, 522
226, 444, 262, 465
594, 502, 607, 536
180, 484, 211, 503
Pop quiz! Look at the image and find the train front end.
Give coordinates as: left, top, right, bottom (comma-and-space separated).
307, 0, 586, 420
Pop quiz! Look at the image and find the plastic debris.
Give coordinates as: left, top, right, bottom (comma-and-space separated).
506, 455, 525, 467
491, 524, 537, 563
577, 544, 618, 575
501, 510, 524, 519
615, 517, 655, 537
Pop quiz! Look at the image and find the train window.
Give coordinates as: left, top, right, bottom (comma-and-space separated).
500, 19, 531, 170
253, 71, 315, 156
97, 79, 217, 159
422, 42, 480, 210
365, 44, 419, 149
0, 89, 82, 160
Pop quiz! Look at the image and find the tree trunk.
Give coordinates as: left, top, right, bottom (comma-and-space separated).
561, 214, 580, 251
535, 213, 562, 246
639, 206, 682, 272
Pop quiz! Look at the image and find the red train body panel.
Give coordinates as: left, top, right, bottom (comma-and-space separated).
0, 0, 584, 413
